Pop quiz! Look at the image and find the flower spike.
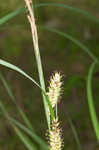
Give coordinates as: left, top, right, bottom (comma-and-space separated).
47, 72, 63, 109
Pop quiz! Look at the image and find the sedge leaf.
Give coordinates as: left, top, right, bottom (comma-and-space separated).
87, 62, 99, 142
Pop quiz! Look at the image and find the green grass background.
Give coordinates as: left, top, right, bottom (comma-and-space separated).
0, 0, 99, 150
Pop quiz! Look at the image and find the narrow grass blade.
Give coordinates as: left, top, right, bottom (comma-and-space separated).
17, 110, 34, 131
8, 117, 49, 150
35, 3, 99, 24
68, 118, 82, 150
0, 101, 49, 150
0, 72, 16, 102
0, 59, 41, 88
0, 71, 54, 129
0, 101, 9, 116
0, 102, 37, 150
0, 59, 49, 125
39, 26, 99, 64
0, 73, 49, 149
13, 126, 37, 150
0, 72, 34, 130
87, 62, 99, 142
43, 93, 55, 121
0, 7, 26, 25
0, 3, 99, 26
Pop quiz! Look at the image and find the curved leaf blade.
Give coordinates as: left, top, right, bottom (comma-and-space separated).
0, 101, 49, 150
0, 72, 34, 131
39, 26, 99, 64
0, 3, 99, 26
35, 3, 99, 24
68, 118, 82, 150
87, 62, 99, 142
0, 59, 41, 88
13, 126, 37, 150
9, 117, 49, 150
0, 7, 26, 25
0, 101, 37, 150
0, 71, 54, 129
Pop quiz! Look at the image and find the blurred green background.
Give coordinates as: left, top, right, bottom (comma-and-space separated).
0, 0, 99, 150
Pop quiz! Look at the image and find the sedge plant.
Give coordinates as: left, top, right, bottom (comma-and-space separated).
0, 0, 99, 150
24, 1, 64, 149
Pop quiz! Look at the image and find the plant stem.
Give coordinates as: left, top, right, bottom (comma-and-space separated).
24, 0, 50, 129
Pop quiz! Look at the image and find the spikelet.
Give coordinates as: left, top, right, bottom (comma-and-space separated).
47, 72, 62, 109
48, 118, 63, 150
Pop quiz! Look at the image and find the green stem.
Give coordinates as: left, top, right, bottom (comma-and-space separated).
30, 2, 50, 129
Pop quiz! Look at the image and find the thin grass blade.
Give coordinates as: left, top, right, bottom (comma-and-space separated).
8, 117, 49, 150
0, 101, 49, 150
0, 59, 41, 88
13, 126, 37, 150
35, 3, 99, 24
68, 118, 82, 150
0, 74, 48, 149
39, 26, 99, 64
87, 62, 99, 142
0, 7, 26, 25
0, 72, 16, 102
0, 71, 54, 129
0, 102, 37, 150
0, 3, 99, 26
43, 92, 55, 121
0, 72, 34, 130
